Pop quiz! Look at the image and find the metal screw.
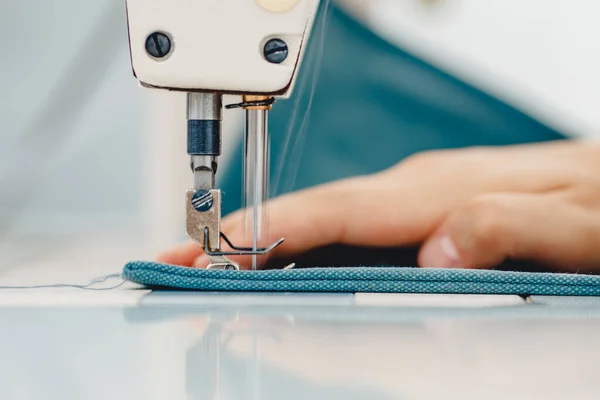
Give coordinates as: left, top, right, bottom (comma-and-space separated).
263, 39, 289, 64
145, 32, 172, 59
191, 190, 213, 212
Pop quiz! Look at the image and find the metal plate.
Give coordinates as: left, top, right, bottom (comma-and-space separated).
186, 189, 220, 250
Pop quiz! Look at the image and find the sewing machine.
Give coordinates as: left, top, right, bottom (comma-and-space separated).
125, 0, 321, 270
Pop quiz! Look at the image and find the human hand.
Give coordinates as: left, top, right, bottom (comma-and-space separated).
158, 140, 600, 272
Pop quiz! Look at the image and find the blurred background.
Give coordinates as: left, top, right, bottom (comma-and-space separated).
1, 0, 599, 276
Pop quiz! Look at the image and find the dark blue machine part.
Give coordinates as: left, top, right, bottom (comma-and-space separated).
188, 120, 221, 155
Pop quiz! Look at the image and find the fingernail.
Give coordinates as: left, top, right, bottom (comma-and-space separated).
420, 235, 461, 268
192, 254, 209, 269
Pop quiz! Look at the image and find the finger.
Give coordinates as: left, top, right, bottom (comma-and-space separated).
418, 193, 600, 272
159, 168, 450, 269
156, 240, 204, 267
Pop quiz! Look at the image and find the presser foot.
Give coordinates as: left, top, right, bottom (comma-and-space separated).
202, 228, 285, 271
186, 189, 286, 271
205, 255, 239, 271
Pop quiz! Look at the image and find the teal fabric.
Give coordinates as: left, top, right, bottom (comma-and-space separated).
219, 2, 566, 215
122, 262, 600, 296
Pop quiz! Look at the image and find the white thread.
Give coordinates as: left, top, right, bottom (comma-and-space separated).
0, 273, 125, 290
271, 0, 332, 196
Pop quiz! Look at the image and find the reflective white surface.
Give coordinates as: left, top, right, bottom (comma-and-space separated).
2, 289, 600, 400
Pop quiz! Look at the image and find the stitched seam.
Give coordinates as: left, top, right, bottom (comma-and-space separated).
134, 272, 600, 294
124, 265, 600, 288
125, 265, 594, 286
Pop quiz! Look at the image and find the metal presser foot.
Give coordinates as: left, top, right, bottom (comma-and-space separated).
185, 92, 285, 271
185, 188, 284, 270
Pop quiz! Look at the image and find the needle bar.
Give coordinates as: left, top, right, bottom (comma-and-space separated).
244, 109, 270, 270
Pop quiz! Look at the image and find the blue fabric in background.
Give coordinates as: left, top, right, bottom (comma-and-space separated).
219, 2, 565, 215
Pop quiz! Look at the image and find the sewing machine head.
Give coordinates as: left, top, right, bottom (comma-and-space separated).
125, 0, 321, 270
125, 0, 320, 95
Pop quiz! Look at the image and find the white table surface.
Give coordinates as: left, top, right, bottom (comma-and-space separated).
1, 238, 600, 400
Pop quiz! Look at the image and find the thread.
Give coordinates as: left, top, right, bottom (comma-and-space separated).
0, 273, 125, 290
271, 0, 332, 196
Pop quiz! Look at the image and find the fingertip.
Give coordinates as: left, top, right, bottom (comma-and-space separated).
154, 251, 171, 264
192, 254, 209, 269
154, 240, 204, 267
155, 247, 182, 264
418, 235, 462, 268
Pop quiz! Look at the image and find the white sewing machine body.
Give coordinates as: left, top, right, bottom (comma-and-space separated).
125, 0, 320, 96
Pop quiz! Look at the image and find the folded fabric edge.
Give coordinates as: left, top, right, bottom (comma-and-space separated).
122, 261, 600, 288
122, 268, 600, 296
